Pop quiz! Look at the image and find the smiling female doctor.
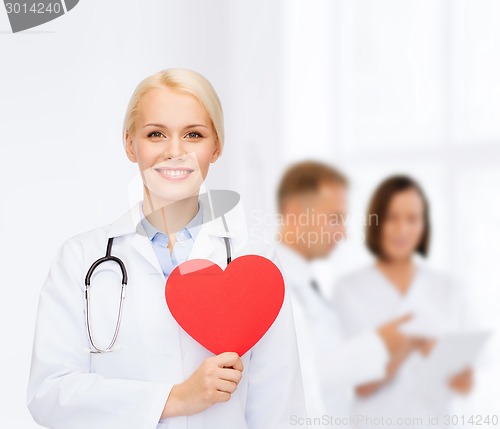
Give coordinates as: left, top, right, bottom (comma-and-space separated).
26, 68, 306, 429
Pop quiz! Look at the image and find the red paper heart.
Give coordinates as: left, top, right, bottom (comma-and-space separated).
165, 255, 285, 356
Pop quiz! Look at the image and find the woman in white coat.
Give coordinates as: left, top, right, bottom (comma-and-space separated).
26, 68, 306, 429
334, 175, 473, 428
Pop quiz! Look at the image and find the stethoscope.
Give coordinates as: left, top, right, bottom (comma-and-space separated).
84, 235, 232, 353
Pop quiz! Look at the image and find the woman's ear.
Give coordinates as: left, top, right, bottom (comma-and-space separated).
210, 140, 221, 163
125, 130, 137, 163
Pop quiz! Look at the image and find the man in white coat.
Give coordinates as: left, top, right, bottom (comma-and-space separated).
274, 161, 412, 427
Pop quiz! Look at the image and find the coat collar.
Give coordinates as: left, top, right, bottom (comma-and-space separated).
275, 243, 332, 309
275, 243, 314, 290
106, 190, 248, 275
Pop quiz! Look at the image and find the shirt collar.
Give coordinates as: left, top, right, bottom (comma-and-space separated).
106, 190, 247, 245
140, 201, 203, 243
275, 243, 315, 289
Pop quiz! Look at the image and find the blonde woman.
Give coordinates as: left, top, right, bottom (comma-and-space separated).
27, 68, 305, 429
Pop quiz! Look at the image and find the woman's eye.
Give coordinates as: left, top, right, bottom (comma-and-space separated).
147, 131, 164, 138
186, 131, 202, 139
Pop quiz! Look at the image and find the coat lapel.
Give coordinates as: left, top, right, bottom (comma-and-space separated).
128, 226, 164, 276
187, 194, 248, 265
106, 201, 164, 277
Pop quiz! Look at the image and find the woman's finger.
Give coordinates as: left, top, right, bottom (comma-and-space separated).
217, 367, 243, 384
215, 379, 238, 394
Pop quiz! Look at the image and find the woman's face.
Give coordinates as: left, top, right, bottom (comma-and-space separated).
125, 86, 220, 204
380, 188, 425, 262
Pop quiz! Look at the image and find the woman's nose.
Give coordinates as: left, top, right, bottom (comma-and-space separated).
162, 137, 185, 159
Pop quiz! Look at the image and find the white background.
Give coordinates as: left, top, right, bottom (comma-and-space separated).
1, 0, 499, 426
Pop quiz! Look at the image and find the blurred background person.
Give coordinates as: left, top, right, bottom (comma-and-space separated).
334, 175, 474, 428
274, 162, 415, 426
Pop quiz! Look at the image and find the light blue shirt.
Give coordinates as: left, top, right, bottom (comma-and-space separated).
140, 203, 203, 279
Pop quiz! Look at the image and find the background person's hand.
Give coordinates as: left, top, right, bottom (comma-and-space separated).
377, 313, 413, 358
357, 315, 426, 397
448, 367, 473, 394
413, 337, 436, 357
161, 352, 244, 418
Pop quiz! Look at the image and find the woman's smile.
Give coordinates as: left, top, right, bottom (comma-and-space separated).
154, 166, 195, 181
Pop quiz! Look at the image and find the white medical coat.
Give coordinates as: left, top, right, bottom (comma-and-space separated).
334, 262, 469, 429
275, 244, 388, 426
27, 193, 306, 429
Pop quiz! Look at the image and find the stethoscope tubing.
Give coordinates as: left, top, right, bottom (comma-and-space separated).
84, 235, 231, 353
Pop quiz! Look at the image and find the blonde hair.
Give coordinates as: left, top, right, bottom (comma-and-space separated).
122, 68, 224, 153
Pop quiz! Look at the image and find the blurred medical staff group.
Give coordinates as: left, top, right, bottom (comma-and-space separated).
274, 161, 477, 429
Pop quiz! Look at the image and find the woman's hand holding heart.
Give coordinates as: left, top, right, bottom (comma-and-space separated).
161, 352, 244, 418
